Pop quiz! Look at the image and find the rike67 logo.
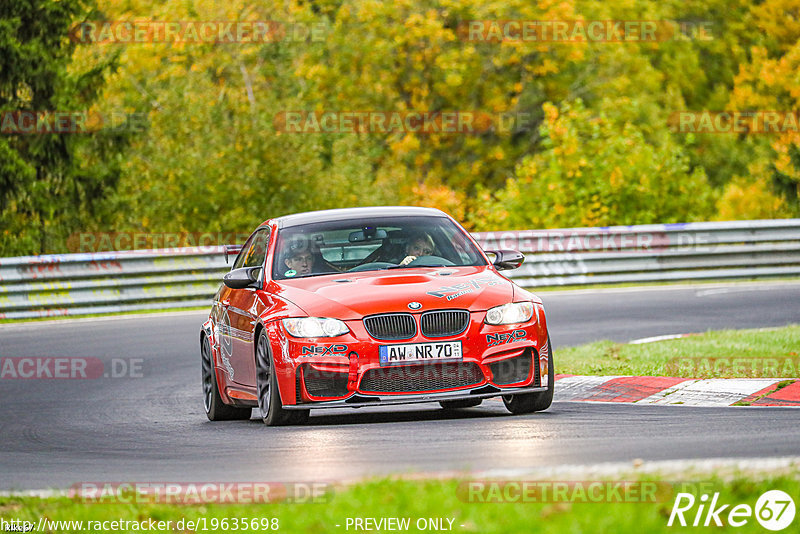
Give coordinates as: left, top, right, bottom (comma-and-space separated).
668, 490, 795, 530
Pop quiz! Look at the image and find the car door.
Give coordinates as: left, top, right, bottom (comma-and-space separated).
215, 232, 254, 384
224, 227, 270, 388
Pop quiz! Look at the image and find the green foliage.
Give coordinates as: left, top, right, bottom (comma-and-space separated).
470, 99, 714, 230
0, 0, 797, 255
0, 0, 128, 255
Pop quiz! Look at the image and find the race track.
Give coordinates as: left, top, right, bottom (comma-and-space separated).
1, 281, 799, 490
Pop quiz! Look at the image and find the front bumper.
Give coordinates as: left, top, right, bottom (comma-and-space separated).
272, 307, 550, 407
282, 384, 548, 410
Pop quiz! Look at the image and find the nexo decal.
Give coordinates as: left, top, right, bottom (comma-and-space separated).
426, 276, 505, 299
486, 330, 526, 347
300, 345, 348, 357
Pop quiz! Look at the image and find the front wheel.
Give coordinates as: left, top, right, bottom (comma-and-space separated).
201, 336, 251, 421
256, 330, 309, 426
503, 335, 555, 415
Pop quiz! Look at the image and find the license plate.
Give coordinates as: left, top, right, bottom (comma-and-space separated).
379, 341, 462, 366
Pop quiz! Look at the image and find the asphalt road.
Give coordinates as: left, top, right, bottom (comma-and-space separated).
542, 281, 800, 347
1, 281, 799, 490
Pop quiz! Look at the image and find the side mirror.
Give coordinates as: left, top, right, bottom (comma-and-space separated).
223, 267, 262, 289
486, 249, 525, 271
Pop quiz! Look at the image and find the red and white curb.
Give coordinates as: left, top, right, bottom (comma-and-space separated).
554, 375, 800, 406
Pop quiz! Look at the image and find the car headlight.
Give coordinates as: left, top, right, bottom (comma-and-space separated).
282, 317, 350, 338
484, 302, 535, 325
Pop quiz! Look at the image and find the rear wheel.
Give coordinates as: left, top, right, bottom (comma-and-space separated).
256, 330, 309, 426
201, 336, 251, 421
439, 398, 482, 409
503, 335, 555, 415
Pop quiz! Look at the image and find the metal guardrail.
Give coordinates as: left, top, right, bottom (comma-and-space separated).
471, 219, 800, 287
1, 219, 799, 319
0, 248, 229, 320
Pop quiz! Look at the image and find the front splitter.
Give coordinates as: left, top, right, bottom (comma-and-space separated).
284, 384, 549, 410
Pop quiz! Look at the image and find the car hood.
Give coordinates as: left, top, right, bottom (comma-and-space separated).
271, 266, 514, 319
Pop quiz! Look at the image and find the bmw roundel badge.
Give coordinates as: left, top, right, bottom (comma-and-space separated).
408, 302, 422, 310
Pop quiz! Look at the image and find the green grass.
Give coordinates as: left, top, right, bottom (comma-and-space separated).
557, 325, 800, 378
2, 473, 798, 533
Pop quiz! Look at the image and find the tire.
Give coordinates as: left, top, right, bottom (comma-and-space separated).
201, 335, 252, 421
502, 334, 555, 415
256, 330, 309, 426
439, 398, 482, 409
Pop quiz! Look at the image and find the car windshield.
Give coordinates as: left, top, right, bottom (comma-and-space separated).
272, 215, 487, 280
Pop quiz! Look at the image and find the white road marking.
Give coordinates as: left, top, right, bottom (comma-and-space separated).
695, 286, 785, 297
636, 378, 781, 406
629, 333, 692, 345
554, 375, 624, 401
473, 456, 800, 481
5, 456, 800, 495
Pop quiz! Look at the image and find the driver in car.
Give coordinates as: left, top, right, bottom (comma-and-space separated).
283, 242, 314, 276
399, 233, 436, 266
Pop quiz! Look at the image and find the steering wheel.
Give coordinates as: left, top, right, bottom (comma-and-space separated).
403, 255, 455, 267
347, 262, 396, 272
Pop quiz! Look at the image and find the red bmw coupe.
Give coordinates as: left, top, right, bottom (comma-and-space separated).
201, 207, 553, 425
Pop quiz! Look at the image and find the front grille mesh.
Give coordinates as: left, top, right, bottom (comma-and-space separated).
359, 362, 484, 393
363, 313, 416, 340
302, 365, 348, 398
420, 309, 469, 337
489, 349, 534, 386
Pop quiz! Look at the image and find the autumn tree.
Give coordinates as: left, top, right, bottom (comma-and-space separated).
0, 0, 127, 254
470, 99, 714, 230
726, 0, 800, 215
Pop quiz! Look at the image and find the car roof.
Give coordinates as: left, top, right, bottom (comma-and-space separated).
272, 206, 448, 228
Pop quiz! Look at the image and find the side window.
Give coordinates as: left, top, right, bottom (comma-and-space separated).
451, 231, 478, 263
233, 229, 270, 270
243, 229, 271, 268
232, 233, 256, 270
